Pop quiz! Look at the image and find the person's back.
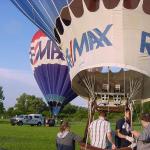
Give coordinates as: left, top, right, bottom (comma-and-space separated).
89, 117, 110, 148
56, 121, 82, 150
89, 111, 116, 149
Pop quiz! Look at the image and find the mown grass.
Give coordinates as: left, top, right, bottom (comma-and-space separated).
0, 121, 85, 150
0, 120, 141, 150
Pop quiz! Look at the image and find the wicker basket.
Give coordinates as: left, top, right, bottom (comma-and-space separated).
80, 143, 132, 150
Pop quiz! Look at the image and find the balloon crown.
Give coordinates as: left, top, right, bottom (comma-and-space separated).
54, 0, 150, 69
55, 0, 150, 44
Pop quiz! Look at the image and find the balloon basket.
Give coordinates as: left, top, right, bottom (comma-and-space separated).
80, 143, 132, 150
95, 105, 125, 113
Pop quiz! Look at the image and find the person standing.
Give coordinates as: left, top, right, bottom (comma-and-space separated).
132, 113, 150, 150
56, 121, 82, 150
89, 111, 116, 149
115, 108, 134, 148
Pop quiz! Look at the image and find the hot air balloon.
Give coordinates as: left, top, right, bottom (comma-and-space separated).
30, 30, 77, 116
11, 0, 150, 149
13, 0, 150, 113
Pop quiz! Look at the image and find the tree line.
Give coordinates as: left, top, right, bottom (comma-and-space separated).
0, 86, 150, 122
0, 86, 88, 120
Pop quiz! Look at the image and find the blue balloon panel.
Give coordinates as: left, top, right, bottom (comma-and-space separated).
34, 64, 77, 115
11, 0, 72, 43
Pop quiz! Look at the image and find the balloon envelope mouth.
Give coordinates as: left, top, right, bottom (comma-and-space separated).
71, 66, 150, 102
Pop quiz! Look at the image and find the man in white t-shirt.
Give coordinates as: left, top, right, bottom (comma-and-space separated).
89, 111, 116, 149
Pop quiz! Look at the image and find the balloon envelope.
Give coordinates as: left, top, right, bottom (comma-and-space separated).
30, 30, 77, 116
12, 0, 150, 104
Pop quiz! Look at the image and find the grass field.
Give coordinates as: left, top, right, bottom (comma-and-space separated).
0, 120, 141, 150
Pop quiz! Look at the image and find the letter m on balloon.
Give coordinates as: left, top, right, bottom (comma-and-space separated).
140, 31, 150, 55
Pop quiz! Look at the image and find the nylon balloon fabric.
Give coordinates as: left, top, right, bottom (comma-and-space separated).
10, 0, 72, 43
30, 30, 77, 116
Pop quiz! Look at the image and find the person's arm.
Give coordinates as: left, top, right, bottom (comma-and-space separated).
107, 132, 116, 149
131, 130, 140, 138
72, 132, 82, 143
116, 120, 134, 142
107, 132, 114, 143
116, 120, 126, 139
106, 122, 116, 149
116, 129, 134, 142
138, 129, 150, 142
56, 138, 58, 149
116, 129, 126, 139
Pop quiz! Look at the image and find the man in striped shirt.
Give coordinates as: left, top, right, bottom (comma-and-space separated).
89, 111, 116, 149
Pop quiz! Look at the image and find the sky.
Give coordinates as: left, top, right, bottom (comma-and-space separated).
0, 0, 87, 109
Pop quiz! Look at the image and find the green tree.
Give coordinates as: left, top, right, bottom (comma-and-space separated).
14, 93, 48, 114
6, 107, 15, 117
143, 102, 150, 113
0, 86, 5, 114
59, 103, 88, 121
73, 107, 88, 121
61, 103, 78, 114
42, 110, 51, 117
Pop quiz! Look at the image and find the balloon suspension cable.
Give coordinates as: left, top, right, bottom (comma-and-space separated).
129, 78, 142, 119
128, 78, 142, 148
79, 72, 96, 150
129, 78, 143, 101
85, 96, 96, 150
128, 78, 142, 127
124, 70, 126, 101
132, 100, 141, 127
108, 66, 110, 113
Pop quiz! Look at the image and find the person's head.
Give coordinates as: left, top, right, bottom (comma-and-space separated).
124, 108, 131, 120
99, 111, 107, 119
140, 113, 150, 128
59, 121, 70, 133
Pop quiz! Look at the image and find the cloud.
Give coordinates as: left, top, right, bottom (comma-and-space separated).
71, 96, 88, 108
0, 68, 87, 109
0, 68, 43, 108
0, 68, 36, 87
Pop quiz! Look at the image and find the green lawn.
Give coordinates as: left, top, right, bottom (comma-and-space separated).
0, 122, 85, 150
0, 121, 141, 150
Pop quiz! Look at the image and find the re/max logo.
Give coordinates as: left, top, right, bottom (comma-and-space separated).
140, 31, 150, 55
30, 39, 65, 65
66, 24, 113, 69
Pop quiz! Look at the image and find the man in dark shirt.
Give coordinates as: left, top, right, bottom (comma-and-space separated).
115, 108, 134, 148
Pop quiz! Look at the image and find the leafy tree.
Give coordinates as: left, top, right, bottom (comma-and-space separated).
42, 110, 51, 117
0, 86, 5, 114
73, 107, 88, 121
14, 93, 48, 114
61, 103, 78, 114
6, 107, 15, 117
58, 104, 88, 121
